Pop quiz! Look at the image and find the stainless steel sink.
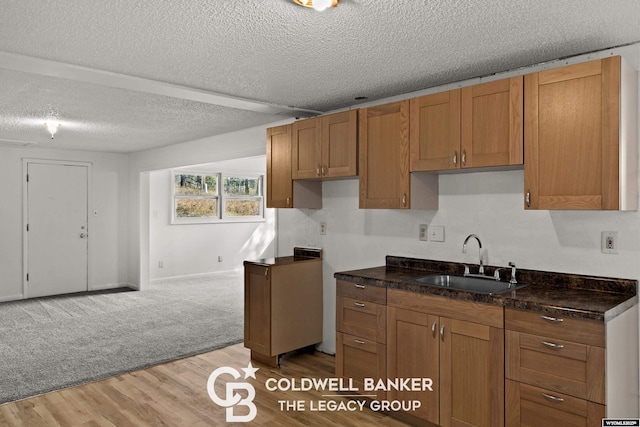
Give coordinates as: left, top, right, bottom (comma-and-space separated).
413, 274, 529, 295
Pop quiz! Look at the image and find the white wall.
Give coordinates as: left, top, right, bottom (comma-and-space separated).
278, 171, 640, 354
0, 145, 129, 301
149, 168, 275, 280
127, 122, 288, 288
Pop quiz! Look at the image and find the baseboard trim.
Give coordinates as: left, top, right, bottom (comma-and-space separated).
0, 294, 24, 302
151, 269, 242, 284
89, 283, 132, 291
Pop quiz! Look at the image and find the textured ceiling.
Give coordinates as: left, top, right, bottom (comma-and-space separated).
1, 0, 639, 153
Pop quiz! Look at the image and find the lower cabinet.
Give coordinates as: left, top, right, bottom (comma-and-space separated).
387, 289, 505, 427
335, 280, 387, 400
505, 308, 606, 427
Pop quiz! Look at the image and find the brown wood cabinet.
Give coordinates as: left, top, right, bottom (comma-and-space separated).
410, 89, 461, 172
410, 77, 523, 172
292, 110, 358, 180
524, 55, 638, 210
266, 124, 293, 208
359, 101, 411, 209
266, 124, 322, 209
244, 256, 322, 367
387, 289, 504, 427
335, 280, 387, 400
505, 308, 606, 426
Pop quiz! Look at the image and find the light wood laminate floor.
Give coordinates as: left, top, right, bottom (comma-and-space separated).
0, 344, 410, 426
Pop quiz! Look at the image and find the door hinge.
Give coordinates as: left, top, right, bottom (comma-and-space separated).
26, 224, 29, 232
26, 273, 29, 281
26, 174, 29, 182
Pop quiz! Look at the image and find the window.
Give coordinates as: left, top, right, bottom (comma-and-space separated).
222, 176, 263, 219
172, 171, 264, 223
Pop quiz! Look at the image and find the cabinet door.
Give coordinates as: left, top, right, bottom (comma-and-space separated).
461, 76, 523, 168
387, 307, 439, 425
410, 89, 461, 171
524, 57, 620, 210
440, 317, 504, 427
244, 264, 271, 355
359, 101, 410, 209
336, 332, 386, 400
292, 117, 322, 179
266, 125, 293, 208
321, 110, 358, 178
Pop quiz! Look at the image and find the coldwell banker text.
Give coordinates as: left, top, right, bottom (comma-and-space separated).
266, 377, 434, 413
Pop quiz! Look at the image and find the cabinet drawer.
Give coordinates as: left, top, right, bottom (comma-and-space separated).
336, 332, 386, 400
505, 308, 604, 347
337, 296, 386, 343
506, 330, 605, 404
506, 380, 605, 427
337, 280, 387, 304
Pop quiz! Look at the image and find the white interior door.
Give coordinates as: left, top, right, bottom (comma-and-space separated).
26, 162, 89, 298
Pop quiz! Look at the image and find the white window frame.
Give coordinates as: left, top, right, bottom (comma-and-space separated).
221, 174, 264, 222
171, 170, 265, 224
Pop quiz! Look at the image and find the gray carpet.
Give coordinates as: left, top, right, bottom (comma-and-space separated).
0, 272, 244, 404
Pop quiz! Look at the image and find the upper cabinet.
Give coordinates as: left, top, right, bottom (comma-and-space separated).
359, 101, 411, 209
410, 77, 523, 172
461, 77, 523, 168
266, 124, 321, 209
410, 89, 461, 171
524, 56, 638, 210
266, 124, 293, 208
292, 110, 358, 180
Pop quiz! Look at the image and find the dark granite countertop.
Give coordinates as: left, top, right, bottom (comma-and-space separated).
334, 256, 637, 322
244, 247, 322, 267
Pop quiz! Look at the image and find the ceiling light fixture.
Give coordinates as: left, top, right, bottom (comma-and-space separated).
292, 0, 339, 11
45, 122, 61, 139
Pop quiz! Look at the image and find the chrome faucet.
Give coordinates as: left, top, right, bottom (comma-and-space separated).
508, 262, 518, 287
462, 234, 484, 275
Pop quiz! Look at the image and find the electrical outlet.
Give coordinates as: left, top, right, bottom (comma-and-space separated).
320, 223, 326, 235
419, 224, 428, 241
601, 231, 618, 254
218, 256, 223, 262
429, 226, 445, 242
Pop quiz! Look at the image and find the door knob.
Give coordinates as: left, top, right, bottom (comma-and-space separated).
80, 233, 88, 239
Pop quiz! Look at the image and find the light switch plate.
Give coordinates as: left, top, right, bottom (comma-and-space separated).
429, 226, 445, 242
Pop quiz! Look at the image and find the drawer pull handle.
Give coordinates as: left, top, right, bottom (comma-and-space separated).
439, 324, 445, 341
354, 302, 365, 308
431, 321, 437, 338
541, 341, 564, 350
354, 284, 366, 289
541, 392, 564, 403
540, 315, 564, 323
354, 339, 366, 345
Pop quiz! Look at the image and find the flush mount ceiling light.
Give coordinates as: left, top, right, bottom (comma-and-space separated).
45, 122, 61, 139
292, 0, 339, 11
